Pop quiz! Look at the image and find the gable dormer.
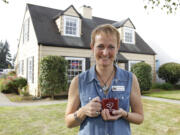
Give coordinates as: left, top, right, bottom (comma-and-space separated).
113, 18, 136, 45
54, 5, 82, 37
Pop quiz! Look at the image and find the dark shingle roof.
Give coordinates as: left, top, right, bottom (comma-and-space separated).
116, 53, 128, 63
112, 18, 135, 29
27, 3, 156, 55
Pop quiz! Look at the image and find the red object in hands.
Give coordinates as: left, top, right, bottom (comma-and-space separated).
102, 98, 119, 115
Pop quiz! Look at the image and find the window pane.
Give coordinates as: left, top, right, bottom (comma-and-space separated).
65, 17, 78, 36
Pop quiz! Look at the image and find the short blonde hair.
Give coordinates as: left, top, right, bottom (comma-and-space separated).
90, 24, 120, 46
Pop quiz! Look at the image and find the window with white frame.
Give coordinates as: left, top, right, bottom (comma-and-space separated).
64, 16, 79, 37
23, 18, 30, 43
65, 57, 85, 83
128, 60, 142, 71
123, 27, 135, 44
27, 57, 34, 83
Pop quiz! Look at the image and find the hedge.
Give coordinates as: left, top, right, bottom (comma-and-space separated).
39, 56, 68, 99
131, 62, 152, 91
158, 62, 180, 84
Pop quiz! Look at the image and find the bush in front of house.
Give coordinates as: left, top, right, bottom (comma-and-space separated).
15, 77, 27, 89
151, 82, 162, 89
39, 56, 68, 99
158, 62, 180, 85
131, 62, 152, 91
0, 75, 17, 93
160, 83, 174, 90
151, 82, 173, 90
0, 76, 27, 94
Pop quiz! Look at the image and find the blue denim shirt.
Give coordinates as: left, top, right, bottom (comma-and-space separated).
78, 65, 132, 135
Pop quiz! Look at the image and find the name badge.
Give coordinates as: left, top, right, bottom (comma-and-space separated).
112, 86, 125, 91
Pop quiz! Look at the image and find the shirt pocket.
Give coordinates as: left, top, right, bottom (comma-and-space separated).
112, 92, 128, 108
81, 94, 97, 106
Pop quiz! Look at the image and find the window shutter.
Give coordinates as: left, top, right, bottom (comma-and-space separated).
26, 58, 28, 81
22, 60, 24, 75
85, 58, 90, 70
32, 56, 34, 83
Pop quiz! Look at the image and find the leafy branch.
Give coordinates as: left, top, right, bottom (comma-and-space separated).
2, 0, 9, 4
143, 0, 180, 14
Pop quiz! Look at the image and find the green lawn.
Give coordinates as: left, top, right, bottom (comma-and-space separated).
143, 90, 180, 100
0, 100, 180, 135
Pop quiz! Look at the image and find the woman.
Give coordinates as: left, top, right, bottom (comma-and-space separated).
65, 24, 144, 135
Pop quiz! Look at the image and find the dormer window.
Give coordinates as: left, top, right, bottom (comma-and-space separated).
123, 27, 135, 44
63, 16, 79, 37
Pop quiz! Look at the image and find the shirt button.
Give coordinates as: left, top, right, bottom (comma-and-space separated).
122, 96, 124, 99
89, 97, 92, 100
100, 89, 102, 92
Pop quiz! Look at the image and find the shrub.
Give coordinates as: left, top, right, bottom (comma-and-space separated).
7, 71, 16, 76
1, 76, 18, 93
151, 82, 162, 89
0, 78, 6, 92
0, 76, 27, 94
19, 85, 29, 96
160, 83, 174, 90
39, 56, 68, 99
158, 62, 180, 84
15, 77, 27, 89
174, 84, 180, 89
131, 62, 152, 91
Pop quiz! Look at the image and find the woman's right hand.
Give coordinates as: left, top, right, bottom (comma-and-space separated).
83, 96, 102, 117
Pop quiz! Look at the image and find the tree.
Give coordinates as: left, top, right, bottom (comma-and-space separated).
1, 0, 8, 4
143, 0, 180, 14
0, 40, 12, 69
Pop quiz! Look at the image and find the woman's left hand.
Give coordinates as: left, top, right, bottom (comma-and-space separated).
101, 108, 126, 121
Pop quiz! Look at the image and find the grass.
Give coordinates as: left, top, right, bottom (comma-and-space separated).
4, 93, 68, 102
143, 89, 180, 100
0, 99, 180, 135
131, 99, 180, 135
0, 103, 79, 135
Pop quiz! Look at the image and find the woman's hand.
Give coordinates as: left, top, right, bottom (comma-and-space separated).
101, 108, 127, 121
84, 96, 102, 117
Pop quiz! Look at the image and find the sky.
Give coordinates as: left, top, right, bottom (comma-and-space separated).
0, 0, 180, 64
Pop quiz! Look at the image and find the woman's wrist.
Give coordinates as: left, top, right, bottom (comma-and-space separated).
122, 110, 129, 119
74, 107, 86, 123
125, 111, 129, 118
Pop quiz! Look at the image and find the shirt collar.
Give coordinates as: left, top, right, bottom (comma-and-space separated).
87, 65, 98, 83
87, 64, 128, 83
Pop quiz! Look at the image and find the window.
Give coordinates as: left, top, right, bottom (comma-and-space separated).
128, 60, 142, 71
64, 16, 79, 36
65, 57, 85, 83
156, 59, 160, 72
27, 57, 34, 83
23, 18, 30, 43
123, 27, 135, 44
